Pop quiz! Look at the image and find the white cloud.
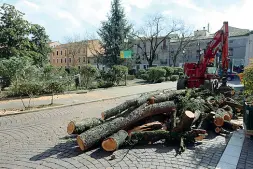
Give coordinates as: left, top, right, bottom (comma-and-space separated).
170, 0, 203, 12
23, 0, 39, 10
127, 0, 153, 9
56, 10, 81, 28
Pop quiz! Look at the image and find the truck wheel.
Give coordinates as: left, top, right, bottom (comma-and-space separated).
177, 78, 187, 90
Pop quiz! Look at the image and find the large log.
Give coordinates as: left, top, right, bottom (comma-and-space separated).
172, 111, 195, 132
151, 90, 186, 103
101, 130, 128, 152
192, 110, 201, 125
77, 101, 176, 151
101, 90, 183, 120
197, 112, 215, 130
67, 118, 103, 135
222, 105, 233, 120
129, 130, 171, 144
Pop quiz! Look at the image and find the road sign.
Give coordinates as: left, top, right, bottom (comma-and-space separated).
120, 50, 132, 59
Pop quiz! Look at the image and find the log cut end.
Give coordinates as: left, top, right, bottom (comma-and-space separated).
102, 138, 117, 152
185, 111, 195, 119
214, 117, 224, 127
215, 127, 221, 134
224, 114, 231, 121
148, 97, 155, 104
67, 121, 75, 135
77, 135, 85, 151
101, 112, 105, 120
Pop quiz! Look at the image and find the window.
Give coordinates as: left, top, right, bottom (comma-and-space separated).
65, 50, 66, 56
57, 59, 58, 63
61, 59, 63, 63
61, 51, 62, 55
78, 57, 81, 62
229, 48, 234, 56
69, 58, 71, 63
57, 51, 59, 55
88, 59, 90, 64
65, 58, 67, 63
78, 66, 81, 69
229, 40, 234, 43
83, 57, 86, 62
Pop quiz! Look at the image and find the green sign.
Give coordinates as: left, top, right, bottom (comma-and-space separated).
120, 50, 132, 59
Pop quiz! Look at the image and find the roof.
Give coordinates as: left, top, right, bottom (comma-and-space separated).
228, 26, 250, 37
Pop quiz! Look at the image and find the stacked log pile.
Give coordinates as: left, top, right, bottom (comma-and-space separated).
66, 88, 243, 154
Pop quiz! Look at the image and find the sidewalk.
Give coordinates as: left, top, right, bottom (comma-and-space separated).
0, 81, 177, 111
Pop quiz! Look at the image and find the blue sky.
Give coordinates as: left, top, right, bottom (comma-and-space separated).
2, 0, 252, 43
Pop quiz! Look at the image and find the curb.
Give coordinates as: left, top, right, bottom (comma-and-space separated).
0, 87, 175, 117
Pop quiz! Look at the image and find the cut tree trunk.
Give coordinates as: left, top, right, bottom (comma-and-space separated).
222, 105, 233, 120
172, 111, 195, 132
77, 101, 176, 151
192, 110, 201, 125
102, 130, 128, 152
197, 112, 215, 130
151, 90, 186, 103
128, 121, 163, 134
214, 109, 230, 127
101, 90, 180, 120
67, 118, 103, 135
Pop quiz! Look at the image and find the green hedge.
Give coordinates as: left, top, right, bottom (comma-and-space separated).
136, 69, 146, 79
147, 67, 166, 83
171, 75, 179, 81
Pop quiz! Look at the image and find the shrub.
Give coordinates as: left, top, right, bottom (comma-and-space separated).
147, 67, 166, 83
112, 65, 128, 85
127, 75, 135, 80
242, 64, 253, 95
165, 76, 170, 81
97, 80, 114, 88
157, 77, 165, 83
171, 75, 179, 81
161, 66, 174, 77
136, 69, 146, 79
173, 67, 184, 75
80, 65, 98, 89
140, 74, 149, 81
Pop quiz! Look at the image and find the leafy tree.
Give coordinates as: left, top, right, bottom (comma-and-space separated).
112, 65, 128, 85
0, 3, 51, 65
98, 0, 132, 67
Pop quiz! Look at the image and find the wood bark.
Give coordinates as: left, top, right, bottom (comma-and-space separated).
101, 90, 182, 120
172, 111, 195, 132
151, 90, 186, 103
102, 130, 128, 152
222, 105, 233, 120
197, 112, 215, 130
214, 108, 231, 127
128, 121, 163, 134
77, 101, 176, 151
192, 110, 201, 125
67, 118, 103, 135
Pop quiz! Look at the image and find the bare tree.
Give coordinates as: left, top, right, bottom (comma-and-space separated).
133, 15, 184, 67
85, 33, 105, 69
169, 28, 197, 67
64, 34, 87, 67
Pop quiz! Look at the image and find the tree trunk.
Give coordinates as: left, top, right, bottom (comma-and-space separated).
222, 105, 233, 120
151, 90, 186, 103
197, 112, 215, 130
67, 118, 103, 135
77, 101, 176, 151
101, 90, 181, 120
102, 130, 128, 152
192, 110, 201, 125
51, 93, 54, 105
128, 121, 163, 134
214, 108, 230, 127
172, 111, 195, 132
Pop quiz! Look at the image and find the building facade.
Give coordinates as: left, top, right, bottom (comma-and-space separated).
49, 40, 103, 69
131, 26, 250, 71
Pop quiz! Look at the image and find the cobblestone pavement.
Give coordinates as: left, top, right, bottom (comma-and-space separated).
237, 137, 253, 169
0, 95, 230, 169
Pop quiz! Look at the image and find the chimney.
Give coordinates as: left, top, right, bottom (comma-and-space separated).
207, 23, 210, 32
